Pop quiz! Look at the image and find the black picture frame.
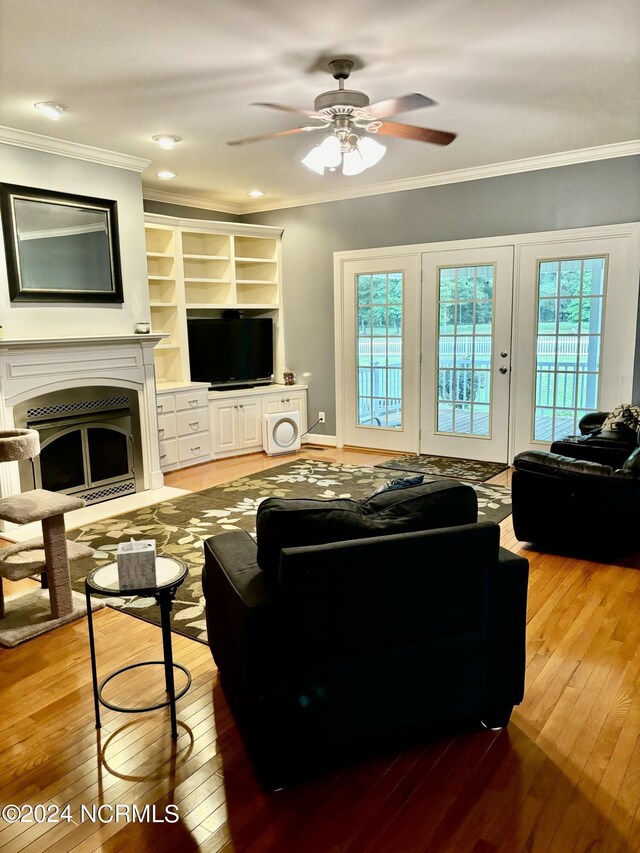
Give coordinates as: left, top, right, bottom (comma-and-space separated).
0, 183, 124, 303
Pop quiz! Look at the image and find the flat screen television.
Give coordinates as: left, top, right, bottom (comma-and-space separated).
187, 317, 274, 388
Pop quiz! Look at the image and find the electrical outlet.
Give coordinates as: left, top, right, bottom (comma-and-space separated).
318, 411, 326, 424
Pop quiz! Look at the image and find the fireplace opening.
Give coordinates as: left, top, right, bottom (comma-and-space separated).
15, 388, 144, 505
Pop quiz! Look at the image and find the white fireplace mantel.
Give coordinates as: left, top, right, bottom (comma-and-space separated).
0, 334, 167, 499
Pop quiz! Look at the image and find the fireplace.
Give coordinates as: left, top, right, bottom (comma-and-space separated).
0, 334, 165, 508
14, 387, 144, 505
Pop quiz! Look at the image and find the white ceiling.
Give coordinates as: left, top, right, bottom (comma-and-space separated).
1, 0, 639, 213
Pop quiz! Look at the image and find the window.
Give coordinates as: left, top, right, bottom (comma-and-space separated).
533, 257, 605, 441
356, 271, 403, 429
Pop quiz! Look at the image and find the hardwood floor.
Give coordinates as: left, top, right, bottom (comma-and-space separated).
0, 447, 639, 851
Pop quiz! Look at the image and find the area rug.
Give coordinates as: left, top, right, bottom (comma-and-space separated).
67, 459, 512, 643
375, 454, 508, 482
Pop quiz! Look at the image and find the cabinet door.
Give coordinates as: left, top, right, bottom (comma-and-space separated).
281, 391, 306, 426
262, 395, 285, 416
211, 400, 239, 453
238, 400, 262, 448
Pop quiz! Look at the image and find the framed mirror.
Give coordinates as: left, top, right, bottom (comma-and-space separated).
0, 183, 123, 303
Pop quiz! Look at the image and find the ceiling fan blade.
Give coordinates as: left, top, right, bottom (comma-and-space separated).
376, 121, 456, 146
227, 125, 324, 146
364, 93, 436, 119
252, 102, 325, 119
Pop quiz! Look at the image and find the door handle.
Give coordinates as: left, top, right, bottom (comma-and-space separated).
499, 366, 509, 374
500, 351, 508, 358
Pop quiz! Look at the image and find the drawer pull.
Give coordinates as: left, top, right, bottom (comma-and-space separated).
160, 453, 167, 459
157, 404, 163, 412
158, 428, 165, 437
189, 421, 199, 429
191, 446, 201, 454
238, 404, 243, 409
189, 399, 198, 406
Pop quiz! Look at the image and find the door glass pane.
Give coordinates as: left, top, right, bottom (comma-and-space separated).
436, 264, 494, 435
40, 430, 85, 491
533, 257, 606, 441
356, 272, 403, 429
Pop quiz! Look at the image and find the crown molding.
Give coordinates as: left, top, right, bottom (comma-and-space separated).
142, 188, 243, 216
241, 140, 640, 213
0, 126, 150, 172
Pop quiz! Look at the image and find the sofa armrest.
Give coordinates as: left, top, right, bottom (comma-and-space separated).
483, 547, 529, 708
579, 411, 608, 434
202, 532, 291, 703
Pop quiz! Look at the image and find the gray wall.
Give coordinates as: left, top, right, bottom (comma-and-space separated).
243, 156, 640, 434
143, 199, 240, 222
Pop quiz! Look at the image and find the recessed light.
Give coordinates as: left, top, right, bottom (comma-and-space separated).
247, 190, 265, 198
34, 102, 67, 120
152, 134, 182, 150
156, 170, 177, 181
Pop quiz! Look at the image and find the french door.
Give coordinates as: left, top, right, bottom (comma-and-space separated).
336, 226, 638, 461
420, 247, 514, 462
512, 235, 638, 453
341, 255, 421, 451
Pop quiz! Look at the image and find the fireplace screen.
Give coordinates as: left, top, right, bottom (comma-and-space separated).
15, 388, 143, 506
40, 424, 132, 494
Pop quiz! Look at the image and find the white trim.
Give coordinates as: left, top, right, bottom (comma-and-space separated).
241, 141, 640, 214
19, 222, 107, 240
142, 188, 243, 217
303, 433, 337, 447
0, 125, 150, 172
144, 211, 283, 239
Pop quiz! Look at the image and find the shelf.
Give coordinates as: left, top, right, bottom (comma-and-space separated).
156, 343, 180, 350
236, 279, 276, 286
150, 301, 177, 308
147, 275, 175, 281
235, 303, 280, 310
183, 254, 230, 261
184, 278, 231, 284
235, 257, 277, 264
146, 251, 174, 259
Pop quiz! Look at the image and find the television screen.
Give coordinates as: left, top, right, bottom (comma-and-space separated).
187, 318, 273, 386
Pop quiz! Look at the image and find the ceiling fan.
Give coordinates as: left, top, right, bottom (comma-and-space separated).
227, 58, 457, 176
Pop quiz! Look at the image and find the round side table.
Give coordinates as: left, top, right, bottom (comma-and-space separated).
85, 557, 191, 740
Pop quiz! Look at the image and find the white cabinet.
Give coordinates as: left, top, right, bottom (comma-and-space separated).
156, 384, 211, 471
208, 385, 308, 459
210, 397, 262, 455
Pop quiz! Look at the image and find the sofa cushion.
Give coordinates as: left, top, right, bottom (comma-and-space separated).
255, 479, 477, 585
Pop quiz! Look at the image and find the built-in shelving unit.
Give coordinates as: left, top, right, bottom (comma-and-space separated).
145, 214, 284, 386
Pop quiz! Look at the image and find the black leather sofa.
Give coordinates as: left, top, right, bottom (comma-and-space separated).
512, 447, 640, 554
549, 411, 638, 469
202, 480, 529, 789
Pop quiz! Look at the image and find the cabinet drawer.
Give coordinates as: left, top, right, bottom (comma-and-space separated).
178, 432, 211, 464
175, 390, 208, 411
156, 395, 175, 416
176, 408, 208, 437
157, 413, 177, 441
159, 438, 178, 468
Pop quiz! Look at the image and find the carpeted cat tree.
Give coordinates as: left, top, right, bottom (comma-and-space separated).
0, 428, 93, 625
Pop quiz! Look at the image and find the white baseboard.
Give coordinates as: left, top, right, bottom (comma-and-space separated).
303, 433, 337, 447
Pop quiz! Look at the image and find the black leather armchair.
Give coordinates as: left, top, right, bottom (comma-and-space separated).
512, 448, 640, 554
550, 411, 639, 469
202, 486, 529, 789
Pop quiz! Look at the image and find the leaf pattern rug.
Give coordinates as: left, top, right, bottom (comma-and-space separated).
375, 454, 507, 482
68, 459, 512, 643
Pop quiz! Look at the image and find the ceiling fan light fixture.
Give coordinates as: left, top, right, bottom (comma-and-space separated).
301, 135, 341, 175
342, 147, 367, 176
357, 136, 386, 168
